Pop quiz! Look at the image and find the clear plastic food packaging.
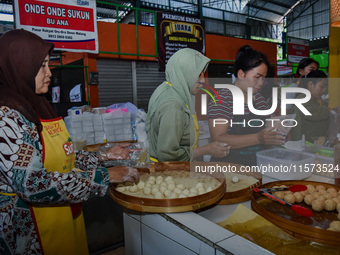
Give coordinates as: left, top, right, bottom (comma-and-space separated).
97, 142, 149, 168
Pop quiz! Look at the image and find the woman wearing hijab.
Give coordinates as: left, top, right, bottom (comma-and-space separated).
0, 29, 139, 255
145, 48, 229, 162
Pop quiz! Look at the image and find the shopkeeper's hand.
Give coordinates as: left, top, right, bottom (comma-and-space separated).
207, 141, 230, 158
257, 128, 285, 145
107, 166, 140, 184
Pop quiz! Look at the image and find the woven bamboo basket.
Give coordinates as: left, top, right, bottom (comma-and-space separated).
251, 180, 340, 246
110, 162, 226, 213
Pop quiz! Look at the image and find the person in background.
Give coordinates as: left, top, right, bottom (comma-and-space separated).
296, 58, 319, 85
0, 29, 139, 255
290, 70, 340, 143
284, 58, 320, 114
145, 48, 229, 162
207, 45, 285, 166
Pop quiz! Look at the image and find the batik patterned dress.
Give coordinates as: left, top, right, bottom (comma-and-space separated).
0, 106, 109, 255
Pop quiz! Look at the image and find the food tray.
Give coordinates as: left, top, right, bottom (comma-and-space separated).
214, 163, 262, 205
251, 180, 340, 246
110, 162, 226, 213
304, 147, 335, 178
256, 148, 315, 180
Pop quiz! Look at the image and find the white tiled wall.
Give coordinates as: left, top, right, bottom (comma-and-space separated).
141, 224, 197, 255
123, 214, 142, 255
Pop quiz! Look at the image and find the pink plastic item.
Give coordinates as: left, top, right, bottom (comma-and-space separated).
105, 108, 128, 113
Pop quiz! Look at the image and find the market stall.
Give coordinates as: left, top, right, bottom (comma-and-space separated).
76, 102, 340, 254
104, 134, 340, 255
122, 173, 339, 255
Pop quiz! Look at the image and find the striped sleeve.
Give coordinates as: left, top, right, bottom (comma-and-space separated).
253, 92, 270, 110
207, 89, 233, 120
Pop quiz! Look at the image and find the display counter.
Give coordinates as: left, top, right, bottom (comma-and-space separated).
123, 174, 335, 255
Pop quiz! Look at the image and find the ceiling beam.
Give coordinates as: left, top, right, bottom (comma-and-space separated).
247, 3, 284, 17
284, 0, 320, 28
253, 0, 291, 9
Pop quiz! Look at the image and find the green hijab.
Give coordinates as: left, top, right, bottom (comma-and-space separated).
145, 48, 210, 132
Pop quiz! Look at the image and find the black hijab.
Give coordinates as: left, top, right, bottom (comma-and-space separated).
0, 29, 57, 129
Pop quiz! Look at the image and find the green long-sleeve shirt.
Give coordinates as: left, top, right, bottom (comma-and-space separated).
290, 94, 330, 142
147, 100, 191, 161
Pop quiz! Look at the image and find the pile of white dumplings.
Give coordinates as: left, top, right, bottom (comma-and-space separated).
115, 171, 221, 199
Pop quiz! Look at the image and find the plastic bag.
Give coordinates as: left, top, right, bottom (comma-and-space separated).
135, 109, 148, 142
266, 114, 296, 136
107, 102, 139, 122
98, 142, 149, 168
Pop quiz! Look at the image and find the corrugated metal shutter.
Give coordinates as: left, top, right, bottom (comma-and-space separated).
97, 59, 133, 107
97, 59, 165, 110
136, 61, 165, 111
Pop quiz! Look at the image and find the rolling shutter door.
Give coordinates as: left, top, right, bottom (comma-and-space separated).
97, 59, 133, 107
97, 59, 165, 110
136, 61, 165, 111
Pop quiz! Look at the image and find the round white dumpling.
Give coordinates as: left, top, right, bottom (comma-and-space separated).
154, 192, 164, 199
156, 179, 163, 185
165, 176, 173, 182
116, 184, 126, 192
168, 183, 176, 191
329, 221, 340, 232
143, 187, 151, 195
148, 176, 156, 183
198, 187, 206, 195
163, 189, 171, 197
284, 194, 296, 204
176, 184, 185, 190
174, 188, 182, 195
306, 184, 316, 193
169, 192, 179, 199
312, 200, 324, 212
160, 182, 168, 187
137, 181, 145, 190
196, 183, 204, 189
151, 187, 160, 195
294, 192, 304, 203
128, 185, 138, 193
159, 186, 167, 193
179, 194, 188, 198
189, 192, 197, 197
167, 180, 175, 185
232, 176, 239, 183
327, 187, 337, 193
324, 199, 337, 211
190, 187, 198, 193
182, 189, 190, 196
304, 194, 314, 205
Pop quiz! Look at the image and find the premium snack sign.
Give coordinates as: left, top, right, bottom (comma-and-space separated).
14, 0, 98, 53
157, 12, 205, 71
